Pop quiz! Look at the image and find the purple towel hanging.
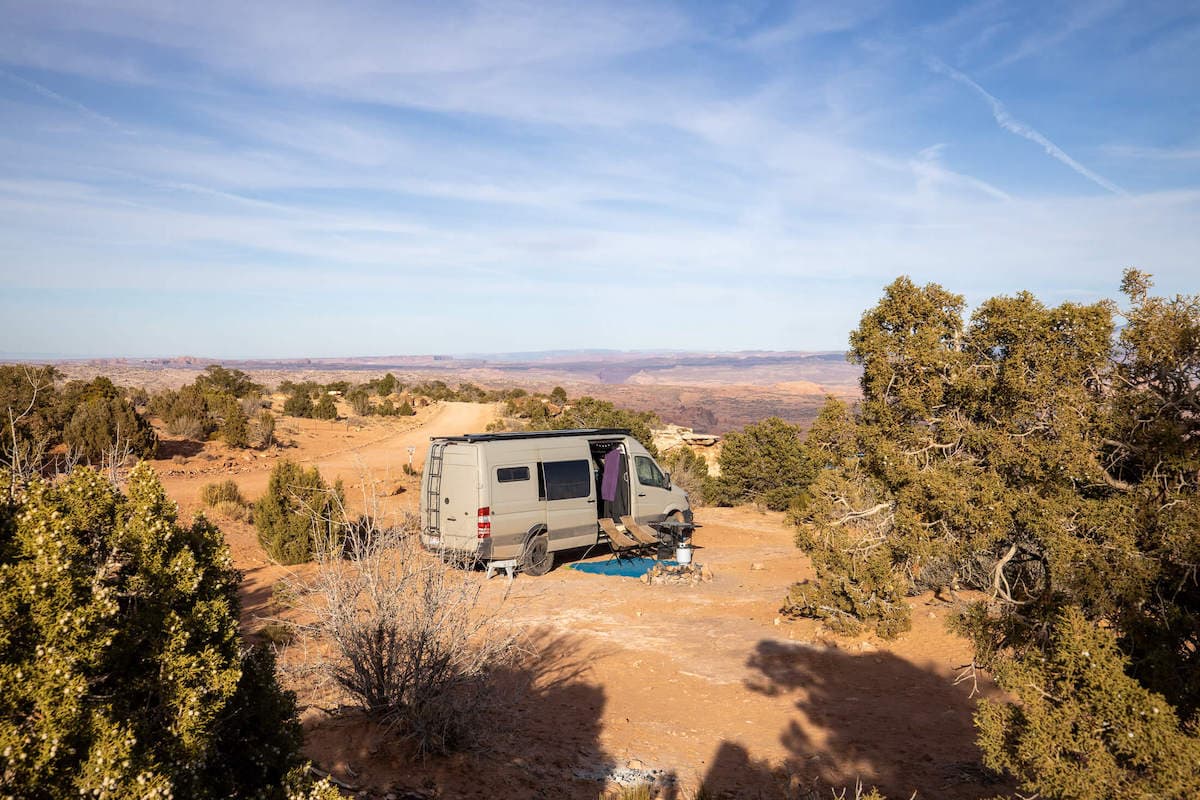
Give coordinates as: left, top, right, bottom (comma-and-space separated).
601, 448, 622, 501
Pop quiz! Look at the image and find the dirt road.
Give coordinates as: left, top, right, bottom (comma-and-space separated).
162, 400, 498, 513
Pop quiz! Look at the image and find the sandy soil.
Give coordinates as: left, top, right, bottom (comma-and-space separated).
149, 401, 1006, 800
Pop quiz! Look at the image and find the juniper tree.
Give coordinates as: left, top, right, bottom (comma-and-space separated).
254, 460, 344, 565
785, 272, 1200, 796
312, 394, 337, 421
0, 464, 307, 799
712, 417, 816, 510
536, 396, 660, 455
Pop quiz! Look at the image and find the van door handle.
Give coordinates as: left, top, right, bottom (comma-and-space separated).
587, 499, 596, 503
637, 492, 646, 497
446, 516, 457, 521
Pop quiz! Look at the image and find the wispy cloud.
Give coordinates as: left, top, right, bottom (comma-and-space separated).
926, 56, 1127, 195
0, 68, 129, 133
990, 0, 1123, 68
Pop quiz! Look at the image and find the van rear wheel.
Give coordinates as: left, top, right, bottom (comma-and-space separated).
522, 534, 553, 576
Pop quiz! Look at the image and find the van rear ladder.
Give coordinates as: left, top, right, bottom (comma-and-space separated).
424, 441, 447, 536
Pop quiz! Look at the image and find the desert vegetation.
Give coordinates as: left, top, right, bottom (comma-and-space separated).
0, 464, 337, 799
707, 416, 817, 510
284, 500, 519, 757
785, 271, 1200, 797
150, 365, 265, 448
254, 460, 345, 565
495, 389, 662, 454
1, 369, 156, 491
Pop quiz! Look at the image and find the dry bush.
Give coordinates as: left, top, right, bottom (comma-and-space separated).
167, 414, 209, 440
286, 500, 519, 756
253, 410, 277, 448
213, 498, 252, 523
201, 478, 245, 507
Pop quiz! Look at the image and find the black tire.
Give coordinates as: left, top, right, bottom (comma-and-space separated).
522, 534, 553, 576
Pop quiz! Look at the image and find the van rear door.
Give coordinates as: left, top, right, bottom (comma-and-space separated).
425, 443, 480, 550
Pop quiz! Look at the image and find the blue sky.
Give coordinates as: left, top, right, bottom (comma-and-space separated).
1, 0, 1197, 358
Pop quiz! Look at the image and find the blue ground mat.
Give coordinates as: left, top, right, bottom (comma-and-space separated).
567, 557, 679, 578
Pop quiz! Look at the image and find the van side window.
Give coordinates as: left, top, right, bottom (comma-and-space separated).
635, 455, 666, 488
497, 466, 530, 483
541, 460, 591, 501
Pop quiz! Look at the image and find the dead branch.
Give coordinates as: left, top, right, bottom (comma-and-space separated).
832, 502, 891, 526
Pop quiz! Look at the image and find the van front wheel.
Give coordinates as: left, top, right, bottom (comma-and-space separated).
522, 534, 553, 576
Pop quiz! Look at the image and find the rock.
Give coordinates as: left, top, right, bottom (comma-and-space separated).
639, 573, 649, 584
750, 562, 765, 571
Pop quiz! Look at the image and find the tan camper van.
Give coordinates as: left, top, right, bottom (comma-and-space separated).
419, 428, 691, 575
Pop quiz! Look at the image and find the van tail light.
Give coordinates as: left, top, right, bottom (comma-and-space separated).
476, 507, 491, 539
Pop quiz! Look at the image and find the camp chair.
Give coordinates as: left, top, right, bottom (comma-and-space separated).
599, 517, 648, 559
619, 515, 662, 548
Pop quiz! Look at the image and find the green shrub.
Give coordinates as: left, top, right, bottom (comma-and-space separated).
0, 464, 305, 799
397, 401, 415, 416
712, 417, 815, 510
220, 401, 251, 449
377, 398, 397, 416
971, 607, 1200, 799
194, 365, 262, 399
282, 392, 314, 418
0, 365, 62, 482
162, 384, 217, 439
377, 373, 398, 397
201, 479, 244, 507
63, 394, 157, 463
534, 396, 659, 455
254, 460, 344, 565
312, 394, 337, 421
346, 387, 372, 416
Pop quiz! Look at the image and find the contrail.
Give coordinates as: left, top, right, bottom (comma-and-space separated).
0, 68, 129, 133
926, 56, 1127, 196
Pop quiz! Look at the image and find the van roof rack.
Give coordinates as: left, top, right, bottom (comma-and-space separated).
434, 428, 632, 443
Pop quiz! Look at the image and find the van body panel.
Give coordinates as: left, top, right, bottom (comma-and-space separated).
486, 457, 544, 560
419, 428, 691, 568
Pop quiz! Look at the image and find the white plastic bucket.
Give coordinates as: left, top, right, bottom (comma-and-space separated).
675, 544, 693, 565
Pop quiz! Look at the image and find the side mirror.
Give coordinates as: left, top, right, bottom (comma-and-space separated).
663, 471, 671, 489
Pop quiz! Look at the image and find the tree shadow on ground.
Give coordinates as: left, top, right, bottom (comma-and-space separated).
696, 640, 1011, 799
302, 628, 627, 799
236, 565, 282, 634
155, 438, 205, 459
